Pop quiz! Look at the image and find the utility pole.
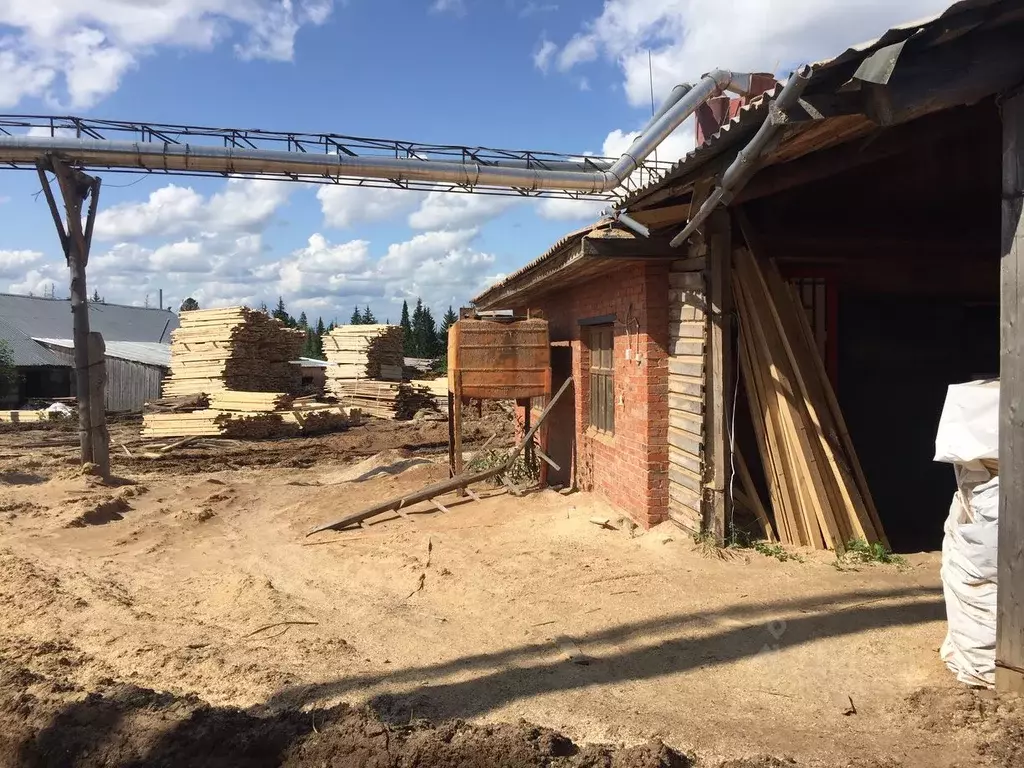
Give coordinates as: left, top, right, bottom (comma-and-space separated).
36, 157, 109, 480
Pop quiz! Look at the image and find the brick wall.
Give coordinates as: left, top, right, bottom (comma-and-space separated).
523, 261, 670, 528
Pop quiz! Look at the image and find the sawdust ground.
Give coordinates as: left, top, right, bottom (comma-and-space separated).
0, 424, 1021, 767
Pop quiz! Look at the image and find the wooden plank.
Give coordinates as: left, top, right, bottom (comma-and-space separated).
668, 393, 703, 415
668, 426, 702, 455
997, 89, 1024, 695
669, 448, 702, 476
668, 304, 706, 322
670, 339, 704, 356
668, 377, 704, 398
743, 250, 857, 550
667, 504, 701, 534
706, 209, 730, 545
735, 270, 800, 545
669, 271, 705, 290
669, 409, 702, 436
669, 321, 705, 339
668, 465, 702, 493
669, 483, 702, 514
668, 356, 704, 378
737, 252, 831, 550
736, 450, 775, 543
668, 289, 707, 307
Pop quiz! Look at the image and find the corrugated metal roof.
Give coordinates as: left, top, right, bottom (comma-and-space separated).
621, 0, 1012, 209
0, 317, 65, 366
34, 338, 171, 367
0, 293, 179, 344
472, 222, 601, 306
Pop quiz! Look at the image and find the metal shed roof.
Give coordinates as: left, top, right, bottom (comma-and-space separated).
0, 317, 65, 366
34, 338, 171, 367
0, 293, 178, 344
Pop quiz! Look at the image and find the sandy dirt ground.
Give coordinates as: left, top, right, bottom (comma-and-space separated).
0, 418, 1021, 767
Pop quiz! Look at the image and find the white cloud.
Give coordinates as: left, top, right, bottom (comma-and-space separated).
430, 0, 466, 15
533, 38, 557, 73
409, 192, 519, 230
602, 123, 693, 166
535, 198, 605, 222
548, 0, 946, 107
0, 249, 44, 276
278, 234, 374, 298
94, 179, 291, 242
378, 229, 479, 277
8, 268, 61, 297
317, 185, 426, 229
0, 0, 334, 108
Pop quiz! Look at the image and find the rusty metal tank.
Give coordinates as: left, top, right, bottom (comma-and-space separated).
447, 316, 551, 399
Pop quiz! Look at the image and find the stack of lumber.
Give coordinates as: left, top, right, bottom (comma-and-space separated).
162, 307, 303, 397
209, 391, 293, 412
410, 378, 450, 413
330, 380, 439, 420
0, 410, 54, 423
733, 247, 888, 552
323, 325, 404, 383
144, 394, 210, 412
141, 403, 356, 438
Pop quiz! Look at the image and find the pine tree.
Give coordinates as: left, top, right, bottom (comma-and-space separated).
362, 304, 376, 324
298, 311, 308, 329
272, 296, 291, 325
440, 305, 458, 352
258, 301, 270, 316
400, 300, 413, 355
311, 317, 326, 359
180, 297, 200, 312
422, 305, 439, 357
350, 305, 362, 325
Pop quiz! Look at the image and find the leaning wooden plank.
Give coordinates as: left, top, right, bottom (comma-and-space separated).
739, 255, 833, 549
307, 377, 574, 534
736, 449, 776, 543
735, 272, 798, 545
748, 250, 871, 547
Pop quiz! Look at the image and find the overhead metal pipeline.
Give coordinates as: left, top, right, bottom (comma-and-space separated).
0, 70, 754, 194
668, 65, 813, 247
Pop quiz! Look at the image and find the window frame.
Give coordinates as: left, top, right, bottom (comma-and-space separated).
588, 324, 615, 434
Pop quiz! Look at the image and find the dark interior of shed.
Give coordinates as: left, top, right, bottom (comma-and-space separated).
740, 99, 1001, 552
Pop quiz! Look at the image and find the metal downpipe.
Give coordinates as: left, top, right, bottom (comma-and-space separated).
668, 65, 813, 247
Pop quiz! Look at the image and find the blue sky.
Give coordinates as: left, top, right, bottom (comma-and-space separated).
0, 0, 948, 325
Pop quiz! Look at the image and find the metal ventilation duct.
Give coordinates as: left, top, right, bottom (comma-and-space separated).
0, 70, 755, 194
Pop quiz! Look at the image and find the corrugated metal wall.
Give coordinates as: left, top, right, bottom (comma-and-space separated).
43, 347, 164, 412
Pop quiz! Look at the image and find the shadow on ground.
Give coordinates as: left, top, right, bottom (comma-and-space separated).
2, 586, 966, 768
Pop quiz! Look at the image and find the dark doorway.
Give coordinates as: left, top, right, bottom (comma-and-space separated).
837, 293, 998, 552
543, 345, 575, 488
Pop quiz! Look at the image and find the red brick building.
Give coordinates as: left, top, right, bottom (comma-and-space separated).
472, 0, 1022, 554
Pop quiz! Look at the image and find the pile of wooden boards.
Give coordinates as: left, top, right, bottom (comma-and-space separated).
329, 380, 439, 420
162, 307, 303, 397
323, 325, 404, 382
141, 401, 356, 438
733, 247, 888, 552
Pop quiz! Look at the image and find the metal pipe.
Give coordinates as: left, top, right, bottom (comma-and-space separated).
0, 69, 752, 194
669, 65, 813, 247
602, 207, 651, 238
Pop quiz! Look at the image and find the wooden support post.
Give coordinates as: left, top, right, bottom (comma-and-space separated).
452, 371, 464, 496
997, 88, 1024, 694
37, 158, 106, 477
705, 209, 732, 545
87, 332, 109, 480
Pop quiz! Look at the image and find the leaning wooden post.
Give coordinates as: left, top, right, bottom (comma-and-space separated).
997, 88, 1024, 694
706, 209, 732, 545
87, 332, 110, 480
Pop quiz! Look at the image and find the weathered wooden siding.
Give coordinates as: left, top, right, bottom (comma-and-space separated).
44, 347, 164, 412
666, 241, 708, 533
